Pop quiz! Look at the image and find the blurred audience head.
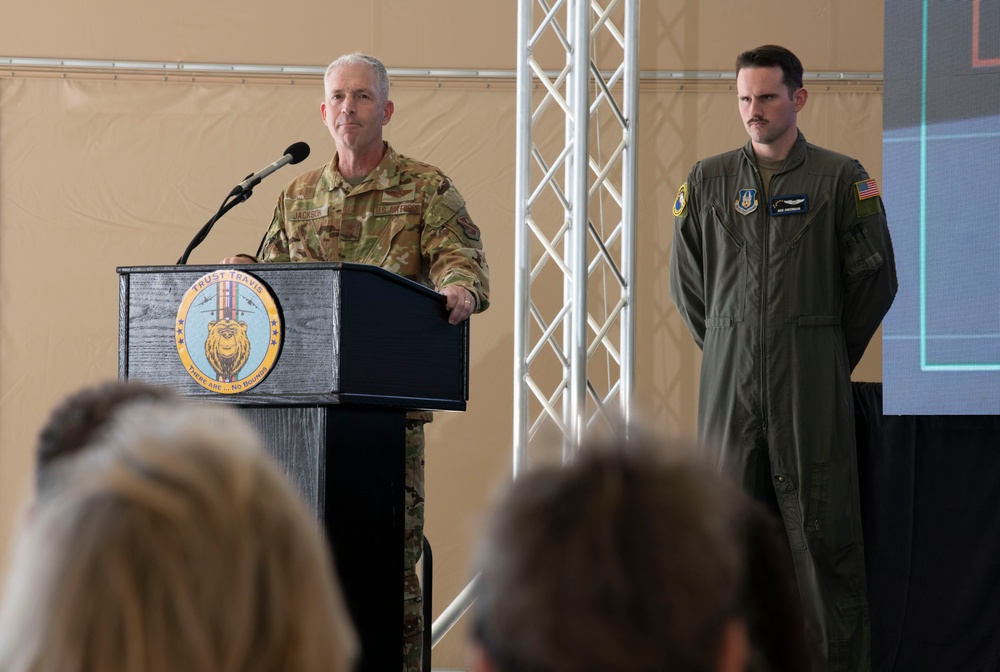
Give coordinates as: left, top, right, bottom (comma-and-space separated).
469, 438, 813, 672
34, 379, 177, 502
0, 393, 358, 672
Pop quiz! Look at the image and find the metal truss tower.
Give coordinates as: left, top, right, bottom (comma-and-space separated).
513, 0, 640, 470
430, 0, 640, 648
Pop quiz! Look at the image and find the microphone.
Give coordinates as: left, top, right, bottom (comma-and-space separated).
177, 141, 311, 264
229, 141, 310, 197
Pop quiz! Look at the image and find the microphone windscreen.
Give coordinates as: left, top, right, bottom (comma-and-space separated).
285, 141, 311, 165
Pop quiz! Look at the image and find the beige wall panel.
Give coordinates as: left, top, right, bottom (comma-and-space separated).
0, 0, 518, 69
641, 0, 883, 72
2, 1, 880, 73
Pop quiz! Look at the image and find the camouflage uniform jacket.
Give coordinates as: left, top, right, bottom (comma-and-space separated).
255, 142, 490, 311
255, 142, 490, 423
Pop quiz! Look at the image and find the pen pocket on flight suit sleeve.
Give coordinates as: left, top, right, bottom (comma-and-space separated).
842, 220, 884, 283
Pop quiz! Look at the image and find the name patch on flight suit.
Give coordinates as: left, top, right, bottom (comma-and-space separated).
734, 188, 758, 215
289, 205, 330, 221
374, 203, 422, 216
770, 194, 808, 216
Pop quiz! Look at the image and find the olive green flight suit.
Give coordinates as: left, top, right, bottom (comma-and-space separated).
670, 132, 896, 671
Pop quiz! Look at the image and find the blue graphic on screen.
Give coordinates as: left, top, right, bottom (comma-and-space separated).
883, 0, 1000, 413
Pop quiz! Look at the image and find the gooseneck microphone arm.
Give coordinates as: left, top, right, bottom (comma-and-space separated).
176, 142, 310, 265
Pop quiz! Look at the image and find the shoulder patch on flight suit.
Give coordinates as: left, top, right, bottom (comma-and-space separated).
854, 179, 884, 219
438, 185, 466, 213
457, 215, 481, 241
734, 188, 758, 215
672, 183, 688, 217
855, 179, 881, 200
289, 205, 330, 221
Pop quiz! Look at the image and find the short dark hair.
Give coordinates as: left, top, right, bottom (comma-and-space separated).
35, 380, 177, 500
735, 44, 804, 93
471, 441, 815, 672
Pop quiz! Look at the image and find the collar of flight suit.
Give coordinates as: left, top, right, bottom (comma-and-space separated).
324, 142, 403, 196
740, 129, 809, 177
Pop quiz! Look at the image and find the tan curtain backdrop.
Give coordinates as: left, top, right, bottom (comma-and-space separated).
0, 1, 883, 667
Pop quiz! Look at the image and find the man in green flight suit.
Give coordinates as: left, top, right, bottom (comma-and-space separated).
669, 45, 896, 671
223, 52, 490, 672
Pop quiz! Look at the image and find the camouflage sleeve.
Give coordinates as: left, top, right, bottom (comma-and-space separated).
255, 197, 292, 263
420, 179, 491, 312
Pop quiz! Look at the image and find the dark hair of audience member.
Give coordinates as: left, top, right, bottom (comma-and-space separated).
34, 379, 177, 501
470, 440, 816, 672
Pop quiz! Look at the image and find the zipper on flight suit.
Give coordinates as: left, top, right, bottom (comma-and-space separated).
756, 167, 769, 433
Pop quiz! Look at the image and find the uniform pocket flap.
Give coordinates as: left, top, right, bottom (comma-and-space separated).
705, 316, 734, 328
797, 315, 841, 327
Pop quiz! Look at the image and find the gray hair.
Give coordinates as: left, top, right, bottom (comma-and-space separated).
325, 52, 390, 103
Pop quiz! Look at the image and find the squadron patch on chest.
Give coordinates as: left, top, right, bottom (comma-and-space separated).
769, 194, 808, 216
374, 203, 422, 216
734, 188, 758, 216
289, 205, 330, 221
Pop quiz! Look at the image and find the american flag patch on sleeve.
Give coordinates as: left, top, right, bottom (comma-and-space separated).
855, 179, 881, 200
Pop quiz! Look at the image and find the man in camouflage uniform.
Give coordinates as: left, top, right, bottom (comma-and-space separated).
223, 52, 490, 672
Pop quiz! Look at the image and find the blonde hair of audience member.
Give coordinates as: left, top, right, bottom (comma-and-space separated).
0, 401, 358, 672
468, 441, 813, 672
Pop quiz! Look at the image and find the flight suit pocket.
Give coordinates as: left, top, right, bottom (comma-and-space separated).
805, 460, 829, 549
704, 199, 747, 325
288, 213, 338, 261
356, 214, 419, 269
828, 597, 870, 672
805, 460, 858, 554
783, 197, 840, 322
772, 473, 807, 551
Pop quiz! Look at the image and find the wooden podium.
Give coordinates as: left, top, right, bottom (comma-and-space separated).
118, 262, 469, 672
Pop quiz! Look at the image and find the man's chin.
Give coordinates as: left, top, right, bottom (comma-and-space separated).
336, 132, 361, 146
